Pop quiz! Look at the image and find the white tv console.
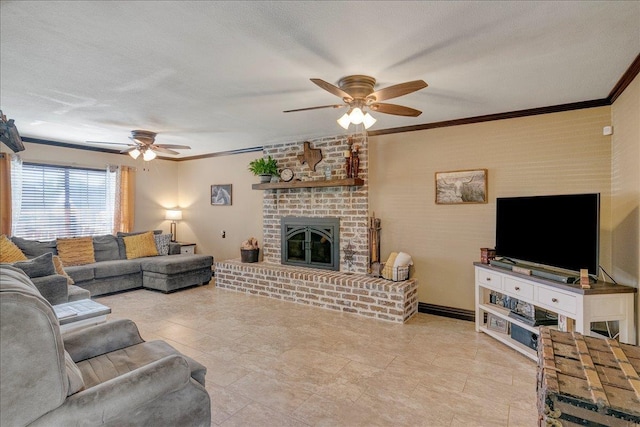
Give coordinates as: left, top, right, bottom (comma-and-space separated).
474, 263, 636, 361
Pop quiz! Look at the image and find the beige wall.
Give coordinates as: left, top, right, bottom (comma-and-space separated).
1, 141, 180, 236
611, 74, 640, 343
176, 152, 264, 261
369, 107, 613, 311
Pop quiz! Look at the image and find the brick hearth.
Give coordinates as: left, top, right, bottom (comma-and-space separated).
215, 260, 418, 323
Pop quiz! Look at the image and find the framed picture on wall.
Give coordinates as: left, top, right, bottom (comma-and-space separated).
211, 184, 232, 206
435, 169, 487, 204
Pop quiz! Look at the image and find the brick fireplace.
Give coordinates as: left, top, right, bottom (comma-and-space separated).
261, 134, 369, 274
215, 134, 418, 323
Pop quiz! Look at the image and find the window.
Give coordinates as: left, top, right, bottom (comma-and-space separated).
12, 163, 116, 239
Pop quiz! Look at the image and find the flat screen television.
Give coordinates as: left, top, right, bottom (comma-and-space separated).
495, 193, 600, 276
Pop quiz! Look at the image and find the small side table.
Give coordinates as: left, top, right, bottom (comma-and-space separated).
53, 299, 111, 333
177, 242, 196, 254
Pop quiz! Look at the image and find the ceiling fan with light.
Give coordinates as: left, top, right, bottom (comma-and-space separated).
284, 75, 428, 129
87, 130, 191, 160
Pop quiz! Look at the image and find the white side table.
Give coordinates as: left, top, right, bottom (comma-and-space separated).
54, 299, 111, 333
177, 242, 196, 254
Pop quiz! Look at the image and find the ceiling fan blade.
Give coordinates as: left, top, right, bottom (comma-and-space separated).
283, 104, 346, 113
370, 103, 422, 117
366, 80, 428, 102
151, 146, 180, 155
155, 144, 191, 150
310, 78, 354, 102
86, 140, 132, 146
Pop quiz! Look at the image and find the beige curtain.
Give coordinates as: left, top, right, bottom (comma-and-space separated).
115, 166, 135, 233
0, 153, 11, 235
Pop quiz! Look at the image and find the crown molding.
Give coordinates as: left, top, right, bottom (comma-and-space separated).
367, 99, 609, 137
608, 53, 640, 103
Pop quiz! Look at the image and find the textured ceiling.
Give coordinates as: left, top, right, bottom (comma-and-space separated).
1, 1, 639, 158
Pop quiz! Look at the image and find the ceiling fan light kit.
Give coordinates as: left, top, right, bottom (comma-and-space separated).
285, 75, 427, 130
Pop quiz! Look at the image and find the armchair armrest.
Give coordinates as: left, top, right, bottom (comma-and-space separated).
30, 355, 192, 427
63, 318, 144, 362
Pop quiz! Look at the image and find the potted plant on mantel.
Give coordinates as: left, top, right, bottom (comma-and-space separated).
248, 156, 278, 183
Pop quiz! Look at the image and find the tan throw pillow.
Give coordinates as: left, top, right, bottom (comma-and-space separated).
0, 234, 28, 263
53, 255, 75, 285
381, 252, 398, 280
56, 237, 96, 267
124, 231, 159, 259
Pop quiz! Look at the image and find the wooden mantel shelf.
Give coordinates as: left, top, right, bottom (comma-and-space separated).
252, 177, 364, 190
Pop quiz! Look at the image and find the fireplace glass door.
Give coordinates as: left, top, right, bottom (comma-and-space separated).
281, 217, 340, 271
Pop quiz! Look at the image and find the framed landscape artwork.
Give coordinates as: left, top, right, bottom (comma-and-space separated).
435, 169, 487, 204
211, 184, 232, 206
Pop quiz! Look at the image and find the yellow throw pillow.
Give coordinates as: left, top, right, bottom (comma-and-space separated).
0, 235, 28, 263
53, 255, 75, 285
56, 237, 96, 267
123, 231, 159, 259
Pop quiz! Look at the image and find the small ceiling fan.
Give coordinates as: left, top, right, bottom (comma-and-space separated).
87, 130, 191, 160
284, 75, 428, 129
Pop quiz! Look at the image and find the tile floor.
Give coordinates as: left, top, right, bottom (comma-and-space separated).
96, 282, 539, 426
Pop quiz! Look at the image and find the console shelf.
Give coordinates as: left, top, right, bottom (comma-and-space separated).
252, 177, 364, 190
474, 263, 636, 361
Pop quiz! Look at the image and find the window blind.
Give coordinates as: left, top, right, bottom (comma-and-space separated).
13, 163, 116, 239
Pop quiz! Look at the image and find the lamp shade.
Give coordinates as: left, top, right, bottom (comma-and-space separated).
349, 107, 365, 124
362, 112, 377, 129
165, 209, 183, 221
129, 148, 141, 159
143, 149, 157, 161
337, 113, 351, 129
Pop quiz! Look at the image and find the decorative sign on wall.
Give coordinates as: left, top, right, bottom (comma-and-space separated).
296, 141, 323, 171
435, 169, 487, 204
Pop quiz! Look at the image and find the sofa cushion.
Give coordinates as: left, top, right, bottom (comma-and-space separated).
66, 284, 91, 302
1, 235, 27, 263
57, 237, 96, 266
94, 259, 141, 279
30, 274, 70, 305
92, 234, 120, 262
140, 254, 213, 275
76, 340, 207, 388
52, 255, 74, 285
11, 236, 58, 258
64, 265, 95, 283
123, 232, 158, 259
12, 252, 56, 278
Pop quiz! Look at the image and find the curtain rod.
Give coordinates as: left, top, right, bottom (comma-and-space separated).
20, 158, 137, 172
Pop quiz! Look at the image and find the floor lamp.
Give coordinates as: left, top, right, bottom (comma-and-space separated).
165, 209, 182, 242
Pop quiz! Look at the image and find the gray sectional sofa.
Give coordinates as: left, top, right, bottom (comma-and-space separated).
10, 233, 213, 299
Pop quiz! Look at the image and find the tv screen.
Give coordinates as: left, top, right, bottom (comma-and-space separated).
495, 193, 600, 276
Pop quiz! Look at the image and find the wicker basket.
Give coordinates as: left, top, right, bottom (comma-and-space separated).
388, 265, 409, 281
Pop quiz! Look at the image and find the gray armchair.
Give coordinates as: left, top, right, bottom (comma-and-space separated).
0, 265, 211, 426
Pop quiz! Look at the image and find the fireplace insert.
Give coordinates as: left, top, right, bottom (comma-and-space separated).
281, 217, 340, 271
